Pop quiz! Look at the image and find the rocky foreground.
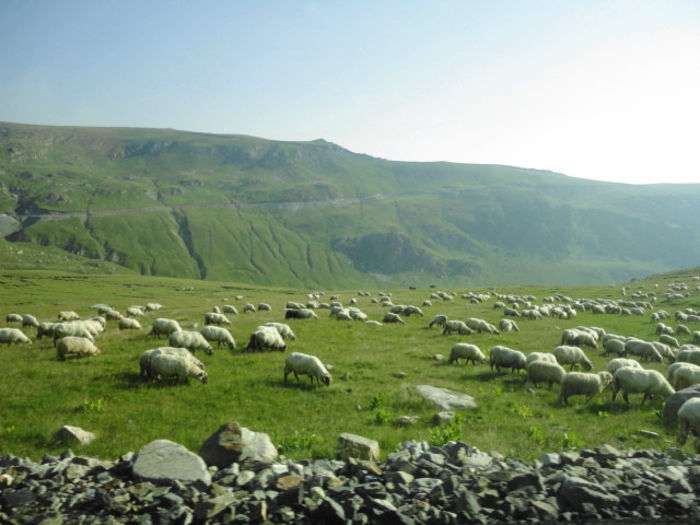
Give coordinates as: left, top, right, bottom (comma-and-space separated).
1, 440, 699, 524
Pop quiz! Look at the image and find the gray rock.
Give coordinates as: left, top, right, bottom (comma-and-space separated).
198, 422, 278, 468
415, 385, 477, 410
432, 411, 456, 425
559, 476, 620, 511
54, 425, 96, 446
337, 433, 380, 461
132, 439, 211, 485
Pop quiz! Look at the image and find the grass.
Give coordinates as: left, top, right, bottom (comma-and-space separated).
0, 267, 698, 463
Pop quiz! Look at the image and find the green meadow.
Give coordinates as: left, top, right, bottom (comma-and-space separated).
0, 265, 698, 463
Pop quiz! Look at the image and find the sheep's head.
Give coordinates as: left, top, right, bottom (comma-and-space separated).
204, 345, 213, 356
198, 371, 208, 384
322, 374, 332, 386
599, 371, 614, 388
583, 360, 593, 371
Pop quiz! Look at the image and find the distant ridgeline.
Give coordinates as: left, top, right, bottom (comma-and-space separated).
1, 121, 699, 287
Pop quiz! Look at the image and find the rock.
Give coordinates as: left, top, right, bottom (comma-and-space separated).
415, 385, 477, 410
663, 385, 700, 422
432, 411, 456, 425
395, 415, 419, 426
132, 439, 211, 485
433, 354, 444, 361
337, 433, 380, 461
639, 430, 660, 439
199, 422, 278, 468
54, 425, 96, 446
559, 476, 620, 511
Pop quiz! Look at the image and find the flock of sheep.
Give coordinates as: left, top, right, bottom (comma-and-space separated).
3, 277, 700, 452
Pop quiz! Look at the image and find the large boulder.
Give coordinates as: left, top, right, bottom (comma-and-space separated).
132, 439, 211, 485
415, 384, 477, 410
336, 432, 380, 461
199, 422, 278, 468
54, 425, 96, 446
663, 385, 700, 423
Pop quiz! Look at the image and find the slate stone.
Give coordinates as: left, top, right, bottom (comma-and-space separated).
559, 476, 620, 511
55, 425, 96, 446
415, 385, 477, 410
199, 422, 278, 468
132, 439, 211, 485
337, 433, 380, 461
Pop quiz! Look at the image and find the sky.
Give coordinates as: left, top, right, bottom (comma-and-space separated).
1, 0, 699, 185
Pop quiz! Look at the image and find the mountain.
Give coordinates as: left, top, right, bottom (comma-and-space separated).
1, 121, 698, 287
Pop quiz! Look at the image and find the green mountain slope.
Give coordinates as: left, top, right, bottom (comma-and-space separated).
1, 121, 698, 287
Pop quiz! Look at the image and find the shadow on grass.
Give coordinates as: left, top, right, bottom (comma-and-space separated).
266, 378, 326, 391
110, 372, 199, 390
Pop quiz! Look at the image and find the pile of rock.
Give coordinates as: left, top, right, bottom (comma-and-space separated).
1, 437, 699, 524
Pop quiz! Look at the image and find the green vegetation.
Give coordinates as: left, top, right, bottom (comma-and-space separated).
2, 121, 699, 288
0, 265, 698, 463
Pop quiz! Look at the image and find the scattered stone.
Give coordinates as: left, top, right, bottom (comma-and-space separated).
432, 411, 456, 425
337, 433, 380, 461
639, 430, 660, 439
54, 425, 96, 446
395, 415, 419, 426
416, 384, 477, 410
132, 439, 211, 485
199, 422, 278, 468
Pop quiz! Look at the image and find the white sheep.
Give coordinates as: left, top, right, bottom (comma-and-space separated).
676, 347, 700, 365
200, 325, 236, 350
624, 339, 663, 363
284, 352, 331, 386
498, 318, 520, 332
126, 306, 145, 317
243, 303, 257, 313
553, 345, 593, 371
669, 362, 700, 390
659, 334, 680, 348
655, 322, 674, 336
147, 351, 208, 383
258, 303, 272, 311
263, 322, 296, 341
677, 397, 700, 448
428, 314, 448, 328
525, 360, 566, 389
118, 317, 142, 330
448, 343, 486, 365
204, 312, 231, 326
603, 338, 626, 357
145, 303, 164, 311
22, 314, 39, 328
0, 328, 32, 345
139, 347, 205, 378
245, 325, 287, 352
36, 321, 57, 340
561, 328, 597, 349
403, 305, 424, 317
57, 311, 80, 322
222, 305, 239, 315
56, 336, 100, 360
52, 322, 95, 344
5, 313, 22, 323
525, 352, 558, 365
169, 330, 213, 355
489, 346, 526, 373
285, 308, 318, 320
606, 358, 642, 375
442, 320, 472, 335
676, 324, 690, 336
465, 317, 500, 335
612, 368, 675, 405
383, 312, 405, 325
148, 318, 182, 338
558, 371, 613, 405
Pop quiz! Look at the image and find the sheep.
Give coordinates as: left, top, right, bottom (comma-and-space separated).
498, 318, 520, 332
263, 322, 296, 341
284, 352, 331, 386
22, 314, 39, 328
466, 318, 500, 335
148, 318, 182, 338
169, 330, 213, 355
286, 301, 304, 310
669, 363, 700, 390
383, 312, 405, 325
285, 308, 318, 320
243, 303, 257, 313
525, 360, 566, 389
442, 320, 472, 335
365, 320, 383, 326
147, 351, 208, 384
650, 341, 676, 363
0, 328, 32, 345
245, 325, 287, 352
52, 322, 95, 344
676, 324, 691, 336
558, 371, 613, 405
145, 303, 164, 311
211, 305, 222, 314
403, 305, 424, 317
200, 325, 236, 350
612, 367, 675, 405
222, 305, 239, 315
103, 308, 122, 321
525, 352, 558, 365
560, 328, 597, 348
347, 308, 367, 321
676, 347, 700, 365
428, 314, 448, 328
606, 358, 642, 375
5, 313, 22, 323
448, 343, 486, 365
258, 303, 272, 311
139, 347, 205, 378
553, 345, 593, 371
677, 397, 700, 448
624, 339, 663, 362
56, 336, 100, 360
118, 317, 142, 330
204, 312, 232, 326
36, 322, 57, 340
655, 322, 674, 336
659, 334, 680, 348
57, 311, 80, 322
126, 306, 145, 317
603, 338, 626, 357
489, 346, 526, 374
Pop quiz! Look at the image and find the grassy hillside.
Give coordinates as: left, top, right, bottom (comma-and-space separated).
1, 122, 699, 287
0, 266, 698, 463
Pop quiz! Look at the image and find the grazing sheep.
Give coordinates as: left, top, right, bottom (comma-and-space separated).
669, 363, 700, 390
603, 338, 626, 357
442, 320, 471, 335
200, 325, 236, 350
448, 343, 486, 365
558, 371, 613, 405
169, 330, 213, 355
243, 303, 257, 313
676, 347, 700, 366
148, 318, 182, 338
525, 360, 566, 389
466, 318, 500, 335
285, 308, 318, 320
52, 322, 95, 344
5, 313, 22, 323
677, 397, 700, 448
245, 325, 287, 352
222, 305, 239, 315
139, 347, 205, 378
428, 314, 448, 328
656, 323, 674, 336
56, 336, 99, 360
284, 352, 331, 386
258, 303, 272, 311
650, 341, 676, 363
553, 345, 593, 371
489, 346, 526, 374
347, 308, 367, 321
0, 328, 32, 345
36, 322, 57, 340
625, 339, 663, 362
526, 352, 558, 365
606, 358, 642, 375
659, 334, 680, 348
118, 317, 142, 330
102, 308, 122, 321
22, 314, 39, 328
403, 305, 424, 317
612, 368, 675, 405
676, 324, 690, 336
204, 312, 232, 326
57, 311, 80, 322
147, 351, 208, 383
286, 301, 304, 310
561, 328, 597, 348
126, 306, 145, 317
263, 322, 296, 341
145, 303, 163, 311
211, 305, 222, 314
383, 312, 405, 325
498, 318, 520, 332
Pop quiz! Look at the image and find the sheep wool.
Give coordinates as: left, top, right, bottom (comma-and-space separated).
284, 352, 331, 386
56, 336, 100, 360
677, 397, 700, 447
448, 343, 486, 365
200, 325, 236, 350
558, 371, 613, 405
489, 346, 526, 373
553, 345, 593, 371
169, 330, 213, 355
149, 318, 182, 338
525, 360, 566, 389
148, 352, 208, 383
0, 328, 32, 345
245, 326, 287, 352
612, 368, 675, 405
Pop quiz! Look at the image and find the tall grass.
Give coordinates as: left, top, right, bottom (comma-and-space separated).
0, 268, 697, 462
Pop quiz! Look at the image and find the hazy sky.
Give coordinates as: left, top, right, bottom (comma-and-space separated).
2, 1, 699, 184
